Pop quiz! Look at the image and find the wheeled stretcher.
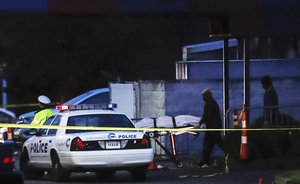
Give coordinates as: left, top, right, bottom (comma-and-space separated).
134, 115, 201, 168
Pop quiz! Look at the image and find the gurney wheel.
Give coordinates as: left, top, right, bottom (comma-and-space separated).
148, 132, 155, 138
176, 162, 183, 168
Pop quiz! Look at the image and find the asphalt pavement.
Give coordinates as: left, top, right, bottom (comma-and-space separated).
155, 154, 300, 170
154, 154, 300, 183
15, 151, 299, 184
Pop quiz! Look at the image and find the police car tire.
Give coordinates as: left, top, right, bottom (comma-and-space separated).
130, 166, 148, 181
51, 153, 69, 182
19, 150, 43, 179
95, 170, 115, 181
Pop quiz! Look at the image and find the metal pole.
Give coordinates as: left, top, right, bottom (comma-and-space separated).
223, 38, 229, 133
2, 78, 7, 109
243, 37, 250, 124
0, 63, 7, 109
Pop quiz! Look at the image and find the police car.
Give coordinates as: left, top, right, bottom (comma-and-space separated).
19, 104, 154, 182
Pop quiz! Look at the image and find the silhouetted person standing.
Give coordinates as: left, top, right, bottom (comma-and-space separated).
261, 75, 280, 126
198, 89, 225, 168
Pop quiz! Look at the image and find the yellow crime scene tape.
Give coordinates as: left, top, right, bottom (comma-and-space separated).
1, 103, 299, 132
0, 123, 300, 132
1, 103, 40, 108
1, 102, 61, 108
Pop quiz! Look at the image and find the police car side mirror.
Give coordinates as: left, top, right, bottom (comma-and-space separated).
28, 128, 38, 136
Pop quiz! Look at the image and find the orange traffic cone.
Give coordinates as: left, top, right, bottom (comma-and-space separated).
258, 177, 263, 184
148, 160, 157, 170
240, 110, 249, 160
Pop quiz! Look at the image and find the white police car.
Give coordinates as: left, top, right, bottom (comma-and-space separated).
19, 104, 154, 182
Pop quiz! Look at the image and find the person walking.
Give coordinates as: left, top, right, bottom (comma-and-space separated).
198, 89, 226, 168
261, 75, 280, 126
31, 95, 53, 126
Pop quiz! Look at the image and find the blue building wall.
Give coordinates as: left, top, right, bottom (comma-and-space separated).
167, 59, 300, 118
164, 59, 300, 157
188, 59, 300, 80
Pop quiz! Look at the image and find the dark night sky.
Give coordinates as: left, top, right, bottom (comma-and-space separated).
1, 0, 300, 115
0, 14, 211, 114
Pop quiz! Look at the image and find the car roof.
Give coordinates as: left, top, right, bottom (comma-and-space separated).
0, 108, 16, 118
18, 88, 109, 120
64, 88, 109, 105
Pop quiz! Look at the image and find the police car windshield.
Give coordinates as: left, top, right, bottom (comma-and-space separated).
66, 114, 134, 134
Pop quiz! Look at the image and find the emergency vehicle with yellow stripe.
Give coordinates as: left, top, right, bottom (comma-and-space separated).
19, 104, 154, 182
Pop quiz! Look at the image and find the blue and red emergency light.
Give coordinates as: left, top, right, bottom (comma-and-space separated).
56, 103, 117, 111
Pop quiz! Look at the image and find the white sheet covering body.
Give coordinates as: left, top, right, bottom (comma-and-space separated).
134, 115, 201, 128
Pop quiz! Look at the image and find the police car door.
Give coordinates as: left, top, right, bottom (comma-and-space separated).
42, 115, 61, 166
40, 115, 62, 167
29, 116, 56, 167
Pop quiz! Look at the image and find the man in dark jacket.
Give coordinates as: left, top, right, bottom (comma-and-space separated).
198, 89, 225, 168
261, 75, 280, 126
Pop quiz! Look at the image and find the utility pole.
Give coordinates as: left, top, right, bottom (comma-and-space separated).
223, 37, 229, 133
209, 15, 231, 134
0, 63, 7, 109
243, 38, 250, 124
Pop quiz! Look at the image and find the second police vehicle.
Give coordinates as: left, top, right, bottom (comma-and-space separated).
14, 88, 109, 147
20, 104, 154, 182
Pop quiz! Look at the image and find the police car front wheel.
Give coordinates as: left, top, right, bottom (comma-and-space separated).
19, 150, 44, 179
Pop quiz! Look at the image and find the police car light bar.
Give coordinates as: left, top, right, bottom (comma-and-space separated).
56, 103, 117, 111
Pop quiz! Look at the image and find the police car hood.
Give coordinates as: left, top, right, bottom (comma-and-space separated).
74, 131, 145, 141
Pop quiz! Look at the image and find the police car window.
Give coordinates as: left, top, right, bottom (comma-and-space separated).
39, 116, 55, 136
80, 92, 109, 104
47, 115, 61, 135
66, 114, 134, 134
